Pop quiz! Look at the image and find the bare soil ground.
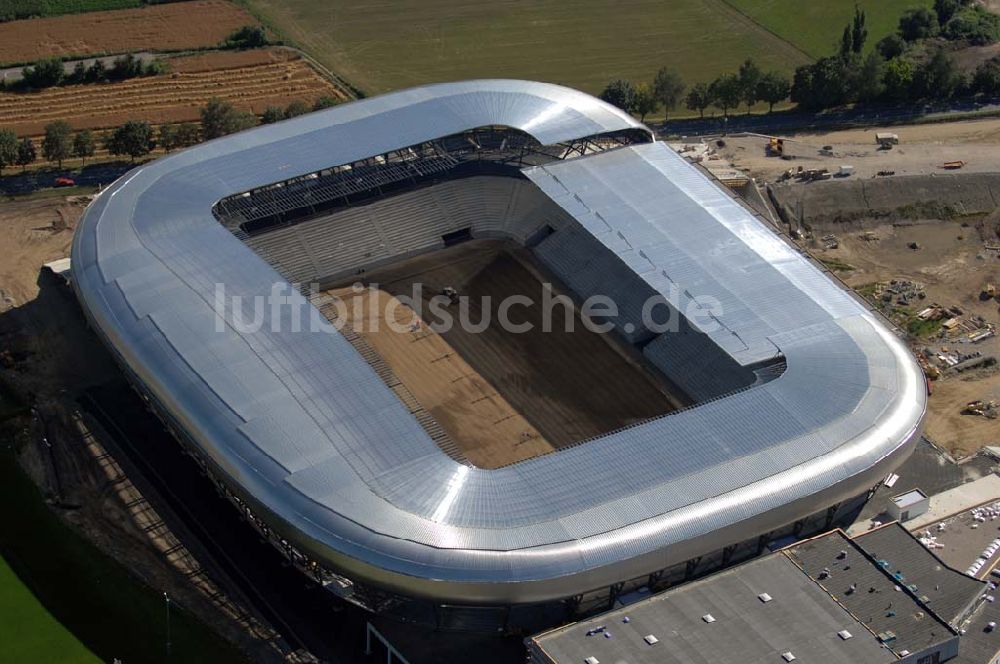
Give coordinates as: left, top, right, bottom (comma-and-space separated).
715, 119, 1000, 182
0, 1, 256, 64
805, 219, 1000, 458
329, 241, 678, 468
0, 48, 344, 137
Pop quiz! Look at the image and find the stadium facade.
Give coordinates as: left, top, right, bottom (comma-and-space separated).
72, 81, 925, 629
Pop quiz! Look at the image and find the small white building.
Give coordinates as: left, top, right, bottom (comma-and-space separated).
888, 489, 929, 522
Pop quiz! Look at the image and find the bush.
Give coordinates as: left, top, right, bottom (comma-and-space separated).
898, 7, 939, 41
223, 25, 268, 49
876, 33, 906, 59
972, 57, 1000, 96
21, 57, 64, 88
943, 6, 1000, 45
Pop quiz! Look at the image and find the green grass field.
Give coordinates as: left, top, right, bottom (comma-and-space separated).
723, 0, 933, 58
0, 558, 100, 664
241, 0, 814, 96
0, 443, 247, 664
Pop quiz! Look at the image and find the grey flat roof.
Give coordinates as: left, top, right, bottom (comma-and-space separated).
786, 530, 957, 656
853, 523, 983, 625
72, 80, 926, 604
531, 552, 900, 664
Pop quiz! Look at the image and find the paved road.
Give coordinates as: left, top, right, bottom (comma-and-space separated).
0, 163, 134, 195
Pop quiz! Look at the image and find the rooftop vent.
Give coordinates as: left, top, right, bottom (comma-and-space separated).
643, 634, 659, 645
758, 593, 773, 603
702, 614, 716, 623
837, 630, 853, 640
585, 657, 599, 664
782, 652, 796, 662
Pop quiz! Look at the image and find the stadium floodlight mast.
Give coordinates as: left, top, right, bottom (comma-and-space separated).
163, 591, 171, 657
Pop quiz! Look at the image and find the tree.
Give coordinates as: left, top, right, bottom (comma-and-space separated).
199, 97, 257, 140
708, 74, 741, 117
737, 58, 762, 113
839, 24, 854, 59
175, 123, 200, 148
158, 124, 180, 152
942, 6, 1000, 46
912, 50, 962, 100
85, 59, 106, 83
599, 79, 637, 113
876, 33, 906, 60
934, 0, 961, 26
851, 6, 868, 54
789, 57, 850, 110
855, 52, 886, 103
882, 57, 915, 101
21, 57, 64, 88
261, 106, 285, 124
899, 8, 939, 41
972, 57, 1000, 96
756, 71, 791, 112
631, 83, 659, 122
0, 129, 17, 176
42, 120, 73, 168
224, 25, 268, 49
684, 82, 712, 118
312, 96, 338, 111
106, 120, 155, 162
109, 53, 144, 81
15, 137, 36, 173
652, 67, 685, 120
68, 61, 87, 84
284, 100, 310, 118
72, 130, 96, 166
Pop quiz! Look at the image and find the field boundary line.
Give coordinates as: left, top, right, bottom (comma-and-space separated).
713, 0, 815, 62
230, 0, 365, 99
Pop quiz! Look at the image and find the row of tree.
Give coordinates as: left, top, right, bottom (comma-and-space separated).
598, 60, 791, 121
15, 53, 166, 91
792, 6, 1000, 111
10, 23, 266, 91
0, 96, 341, 175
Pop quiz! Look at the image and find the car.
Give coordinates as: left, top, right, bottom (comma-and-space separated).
54, 177, 75, 187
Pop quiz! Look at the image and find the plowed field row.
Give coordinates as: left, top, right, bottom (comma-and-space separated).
0, 57, 345, 136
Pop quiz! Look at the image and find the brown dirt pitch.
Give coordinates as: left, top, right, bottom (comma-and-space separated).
328, 240, 679, 469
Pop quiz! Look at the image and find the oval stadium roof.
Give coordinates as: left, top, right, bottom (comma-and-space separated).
72, 80, 925, 604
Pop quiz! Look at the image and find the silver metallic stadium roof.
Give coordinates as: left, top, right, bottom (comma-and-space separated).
72, 80, 925, 604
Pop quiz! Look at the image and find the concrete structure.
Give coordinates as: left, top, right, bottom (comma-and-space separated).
891, 489, 931, 522
72, 81, 926, 626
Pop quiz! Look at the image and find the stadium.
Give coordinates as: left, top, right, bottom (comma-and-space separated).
72, 80, 926, 630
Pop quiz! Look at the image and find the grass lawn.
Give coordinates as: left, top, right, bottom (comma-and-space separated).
0, 441, 247, 664
0, 557, 100, 664
240, 0, 812, 95
723, 0, 933, 59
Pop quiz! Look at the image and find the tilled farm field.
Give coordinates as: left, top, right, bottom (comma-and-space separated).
0, 0, 256, 65
0, 50, 346, 137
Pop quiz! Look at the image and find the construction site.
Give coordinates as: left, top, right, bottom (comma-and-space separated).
687, 122, 1000, 460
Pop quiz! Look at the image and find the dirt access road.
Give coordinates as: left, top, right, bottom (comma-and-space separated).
714, 118, 1000, 182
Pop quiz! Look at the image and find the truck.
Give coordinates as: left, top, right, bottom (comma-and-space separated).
876, 132, 899, 149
